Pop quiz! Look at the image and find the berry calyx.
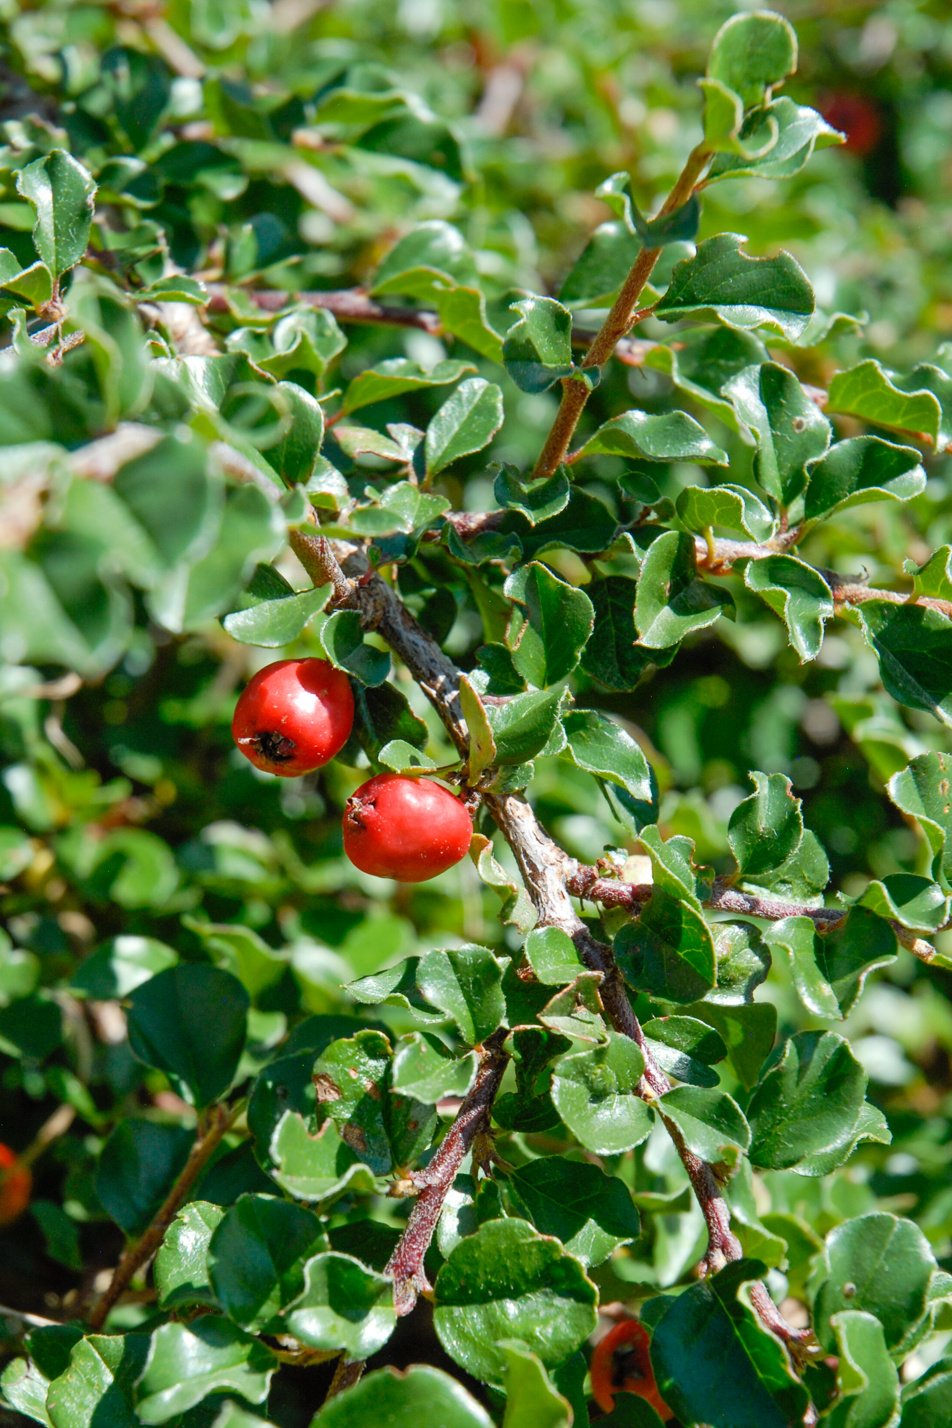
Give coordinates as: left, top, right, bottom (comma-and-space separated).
590, 1319, 673, 1420
0, 1143, 31, 1228
232, 658, 354, 777
342, 773, 473, 883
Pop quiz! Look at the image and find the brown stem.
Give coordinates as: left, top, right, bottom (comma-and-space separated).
86, 1103, 237, 1331
532, 142, 711, 479
205, 286, 443, 334
386, 1029, 510, 1316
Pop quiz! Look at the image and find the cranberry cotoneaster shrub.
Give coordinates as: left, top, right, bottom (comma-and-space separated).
1, 3, 951, 1425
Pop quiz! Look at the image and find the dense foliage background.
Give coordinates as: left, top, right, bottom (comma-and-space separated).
1, 1, 952, 1425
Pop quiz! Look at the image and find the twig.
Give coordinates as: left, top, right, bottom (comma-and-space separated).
205, 286, 443, 334
86, 1103, 237, 1331
532, 142, 712, 479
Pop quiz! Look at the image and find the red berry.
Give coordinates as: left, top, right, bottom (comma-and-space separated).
590, 1319, 673, 1420
0, 1143, 31, 1228
820, 92, 882, 156
232, 658, 354, 777
342, 773, 473, 882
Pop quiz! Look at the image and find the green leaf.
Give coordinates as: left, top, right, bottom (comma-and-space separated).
803, 436, 925, 521
96, 1120, 193, 1238
744, 557, 834, 661
424, 378, 504, 476
911, 544, 952, 601
284, 1253, 396, 1357
827, 360, 942, 445
311, 1031, 396, 1175
155, 1201, 226, 1310
127, 965, 249, 1108
494, 468, 570, 525
522, 927, 586, 986
550, 1034, 652, 1154
433, 1218, 598, 1386
650, 1260, 810, 1428
562, 709, 655, 813
635, 531, 733, 648
208, 1195, 326, 1332
459, 674, 497, 782
320, 609, 390, 687
46, 1334, 151, 1428
581, 409, 728, 466
559, 220, 640, 307
707, 11, 798, 107
268, 1114, 377, 1206
506, 1156, 640, 1268
500, 1344, 572, 1428
860, 873, 949, 932
656, 1086, 750, 1166
354, 682, 429, 760
223, 580, 332, 647
615, 890, 716, 1004
812, 1212, 937, 1357
485, 690, 562, 764
391, 1033, 477, 1101
856, 601, 952, 726
725, 362, 830, 504
728, 771, 803, 876
265, 382, 325, 486
16, 150, 97, 280
71, 936, 178, 999
816, 905, 902, 1019
676, 483, 774, 541
502, 296, 575, 393
747, 1031, 872, 1174
822, 1312, 900, 1428
310, 1366, 493, 1428
417, 945, 508, 1044
637, 826, 701, 907
901, 1359, 952, 1427
504, 563, 593, 687
341, 358, 476, 415
135, 1318, 276, 1424
581, 577, 673, 691
656, 235, 814, 341
707, 98, 842, 183
630, 195, 701, 248
887, 751, 952, 889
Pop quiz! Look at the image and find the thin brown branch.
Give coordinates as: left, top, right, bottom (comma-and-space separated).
205, 286, 443, 334
532, 142, 712, 479
86, 1103, 238, 1331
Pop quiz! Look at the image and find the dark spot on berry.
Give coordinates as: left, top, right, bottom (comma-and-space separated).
255, 731, 297, 763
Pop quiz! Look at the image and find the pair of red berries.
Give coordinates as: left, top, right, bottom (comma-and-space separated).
231, 658, 473, 883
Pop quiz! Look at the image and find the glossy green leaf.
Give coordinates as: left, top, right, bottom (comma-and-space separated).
707, 11, 797, 107
559, 220, 640, 307
804, 436, 925, 520
504, 563, 594, 687
819, 1312, 899, 1428
581, 409, 728, 465
320, 609, 391, 686
391, 1032, 477, 1101
268, 1113, 377, 1205
887, 751, 952, 889
425, 378, 504, 476
635, 531, 733, 648
901, 1359, 952, 1427
155, 1201, 225, 1310
485, 689, 562, 764
657, 1085, 750, 1166
46, 1334, 151, 1428
747, 1031, 873, 1174
676, 483, 774, 540
341, 358, 475, 415
500, 1343, 572, 1428
223, 580, 332, 647
827, 360, 942, 445
615, 890, 715, 1003
208, 1195, 326, 1331
310, 1366, 492, 1428
860, 873, 949, 932
708, 98, 842, 182
71, 936, 178, 999
433, 1218, 598, 1386
550, 1033, 652, 1154
494, 468, 570, 525
16, 150, 97, 279
284, 1253, 396, 1357
650, 1260, 810, 1428
745, 556, 834, 661
728, 770, 803, 876
562, 708, 655, 813
725, 362, 830, 504
506, 1155, 640, 1267
502, 296, 575, 393
581, 577, 673, 691
656, 235, 814, 341
856, 601, 952, 726
128, 965, 249, 1108
812, 1212, 937, 1356
96, 1120, 193, 1238
417, 945, 508, 1044
135, 1318, 276, 1423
